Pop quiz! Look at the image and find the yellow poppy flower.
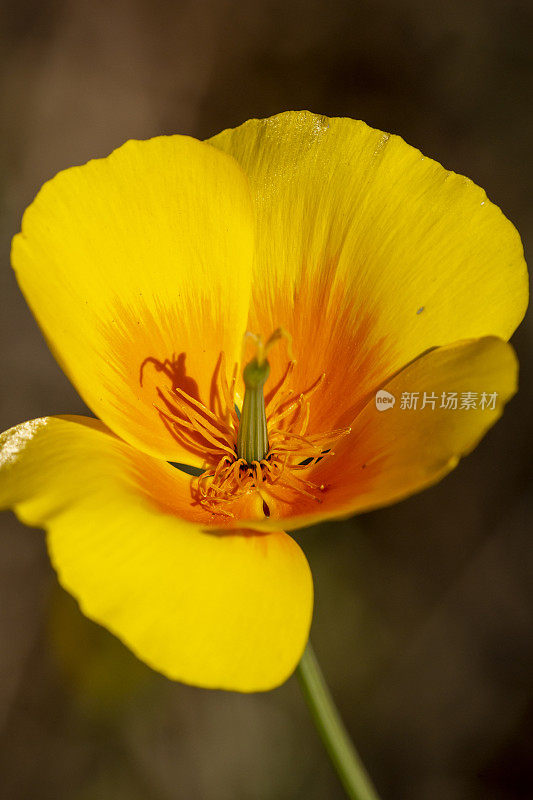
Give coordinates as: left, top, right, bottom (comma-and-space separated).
0, 111, 527, 692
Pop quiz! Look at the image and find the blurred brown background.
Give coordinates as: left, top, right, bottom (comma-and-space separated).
0, 1, 532, 798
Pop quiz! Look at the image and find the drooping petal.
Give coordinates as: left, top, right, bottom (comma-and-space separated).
209, 112, 528, 431
0, 416, 312, 691
11, 136, 255, 465
243, 336, 518, 530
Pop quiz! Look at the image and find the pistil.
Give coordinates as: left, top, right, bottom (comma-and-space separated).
236, 357, 270, 463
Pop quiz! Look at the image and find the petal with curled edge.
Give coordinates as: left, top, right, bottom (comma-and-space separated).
0, 416, 312, 691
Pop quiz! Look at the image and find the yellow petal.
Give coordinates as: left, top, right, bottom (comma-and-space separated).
11, 136, 255, 465
0, 416, 312, 691
257, 336, 518, 530
209, 111, 528, 430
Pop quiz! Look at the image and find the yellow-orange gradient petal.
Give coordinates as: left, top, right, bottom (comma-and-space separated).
243, 336, 518, 531
209, 111, 528, 432
11, 136, 255, 465
0, 416, 312, 691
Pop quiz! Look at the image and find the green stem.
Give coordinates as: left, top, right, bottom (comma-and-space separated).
295, 642, 381, 800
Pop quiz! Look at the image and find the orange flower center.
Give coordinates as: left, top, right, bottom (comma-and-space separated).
140, 338, 351, 519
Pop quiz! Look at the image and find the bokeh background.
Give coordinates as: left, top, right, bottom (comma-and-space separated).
0, 1, 532, 798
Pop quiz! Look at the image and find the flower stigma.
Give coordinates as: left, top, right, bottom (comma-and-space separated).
141, 329, 351, 520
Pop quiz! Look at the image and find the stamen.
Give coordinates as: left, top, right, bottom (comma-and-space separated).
220, 352, 240, 428
172, 386, 234, 435
265, 361, 295, 411
267, 373, 325, 426
298, 398, 311, 437
170, 393, 233, 446
154, 404, 229, 456
140, 343, 351, 518
162, 392, 236, 456
268, 395, 305, 426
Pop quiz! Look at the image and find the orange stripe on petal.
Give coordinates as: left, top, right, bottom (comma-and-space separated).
239, 337, 519, 530
209, 112, 527, 433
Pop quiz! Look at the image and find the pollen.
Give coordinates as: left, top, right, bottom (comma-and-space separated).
141, 336, 351, 519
